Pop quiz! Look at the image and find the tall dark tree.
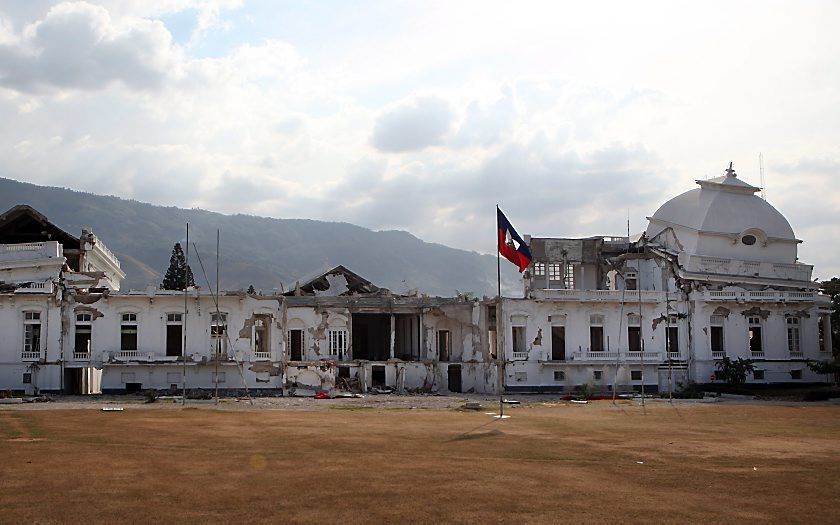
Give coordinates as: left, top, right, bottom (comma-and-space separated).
820, 278, 840, 355
161, 242, 195, 290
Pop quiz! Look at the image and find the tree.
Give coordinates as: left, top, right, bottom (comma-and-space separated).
160, 242, 195, 290
247, 284, 256, 295
820, 278, 840, 355
715, 357, 756, 387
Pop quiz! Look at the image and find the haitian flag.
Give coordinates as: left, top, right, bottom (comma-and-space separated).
497, 207, 532, 272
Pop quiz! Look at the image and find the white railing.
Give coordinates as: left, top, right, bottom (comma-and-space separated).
703, 291, 816, 302
512, 351, 529, 361
572, 351, 620, 361
90, 238, 121, 269
118, 350, 139, 358
751, 351, 765, 359
253, 351, 271, 360
789, 351, 803, 358
14, 281, 54, 294
21, 351, 41, 360
668, 351, 681, 359
73, 352, 90, 360
684, 254, 813, 281
712, 351, 726, 359
533, 289, 665, 302
0, 241, 62, 262
626, 351, 663, 360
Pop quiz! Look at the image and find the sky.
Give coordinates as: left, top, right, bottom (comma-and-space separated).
0, 0, 838, 279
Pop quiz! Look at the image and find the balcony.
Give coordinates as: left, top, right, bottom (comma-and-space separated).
532, 289, 665, 302
118, 350, 139, 358
21, 351, 41, 360
253, 351, 271, 361
511, 351, 529, 361
703, 290, 819, 303
73, 352, 91, 360
789, 351, 803, 358
751, 351, 765, 359
712, 351, 726, 359
683, 254, 812, 282
0, 241, 62, 262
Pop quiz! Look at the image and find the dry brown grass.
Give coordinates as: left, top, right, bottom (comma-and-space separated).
1, 401, 839, 524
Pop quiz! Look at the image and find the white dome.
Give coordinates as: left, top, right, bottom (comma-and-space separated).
647, 166, 796, 241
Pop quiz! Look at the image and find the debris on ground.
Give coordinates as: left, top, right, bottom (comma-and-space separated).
502, 399, 520, 405
463, 402, 484, 410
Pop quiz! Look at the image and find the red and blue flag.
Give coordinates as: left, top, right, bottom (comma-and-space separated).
497, 207, 532, 272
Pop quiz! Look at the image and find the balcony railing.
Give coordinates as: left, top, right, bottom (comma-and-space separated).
703, 290, 818, 302
118, 350, 139, 358
253, 351, 271, 360
789, 351, 803, 358
668, 351, 681, 359
751, 351, 765, 359
512, 351, 529, 361
684, 254, 813, 281
73, 352, 91, 360
712, 350, 726, 359
21, 351, 41, 360
569, 351, 663, 362
14, 281, 55, 294
0, 241, 62, 262
532, 289, 665, 302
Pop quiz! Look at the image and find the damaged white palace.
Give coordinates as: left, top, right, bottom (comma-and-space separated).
0, 165, 833, 395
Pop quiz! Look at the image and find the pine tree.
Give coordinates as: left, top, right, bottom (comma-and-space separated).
161, 242, 195, 290
247, 284, 256, 295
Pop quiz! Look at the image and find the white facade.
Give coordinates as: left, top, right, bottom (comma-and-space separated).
0, 168, 833, 396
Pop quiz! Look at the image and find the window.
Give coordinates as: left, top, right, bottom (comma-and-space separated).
166, 312, 183, 357
512, 326, 526, 354
551, 325, 566, 361
631, 370, 642, 381
554, 370, 565, 381
75, 313, 92, 355
288, 329, 304, 361
211, 313, 227, 355
625, 271, 638, 291
564, 263, 575, 289
748, 316, 763, 355
23, 311, 41, 356
329, 329, 348, 359
753, 370, 765, 380
710, 315, 725, 355
438, 330, 451, 362
667, 316, 679, 356
590, 314, 604, 352
714, 370, 725, 381
548, 263, 562, 282
533, 262, 545, 276
23, 373, 32, 384
593, 370, 603, 380
741, 234, 756, 246
254, 317, 269, 355
627, 314, 641, 352
120, 313, 138, 351
790, 369, 802, 380
786, 316, 801, 355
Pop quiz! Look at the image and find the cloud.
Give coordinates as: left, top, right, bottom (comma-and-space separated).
371, 95, 454, 153
0, 1, 176, 93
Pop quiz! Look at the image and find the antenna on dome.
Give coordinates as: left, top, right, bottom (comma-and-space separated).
759, 153, 767, 200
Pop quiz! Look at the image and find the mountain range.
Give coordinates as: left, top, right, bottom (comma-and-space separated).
0, 177, 519, 296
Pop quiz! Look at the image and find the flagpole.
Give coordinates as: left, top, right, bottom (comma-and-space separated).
496, 205, 504, 418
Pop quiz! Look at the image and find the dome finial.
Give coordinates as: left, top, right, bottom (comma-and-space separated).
725, 162, 736, 178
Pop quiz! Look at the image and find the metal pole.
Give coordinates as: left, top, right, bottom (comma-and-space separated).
496, 205, 504, 418
182, 223, 188, 406
215, 229, 220, 405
